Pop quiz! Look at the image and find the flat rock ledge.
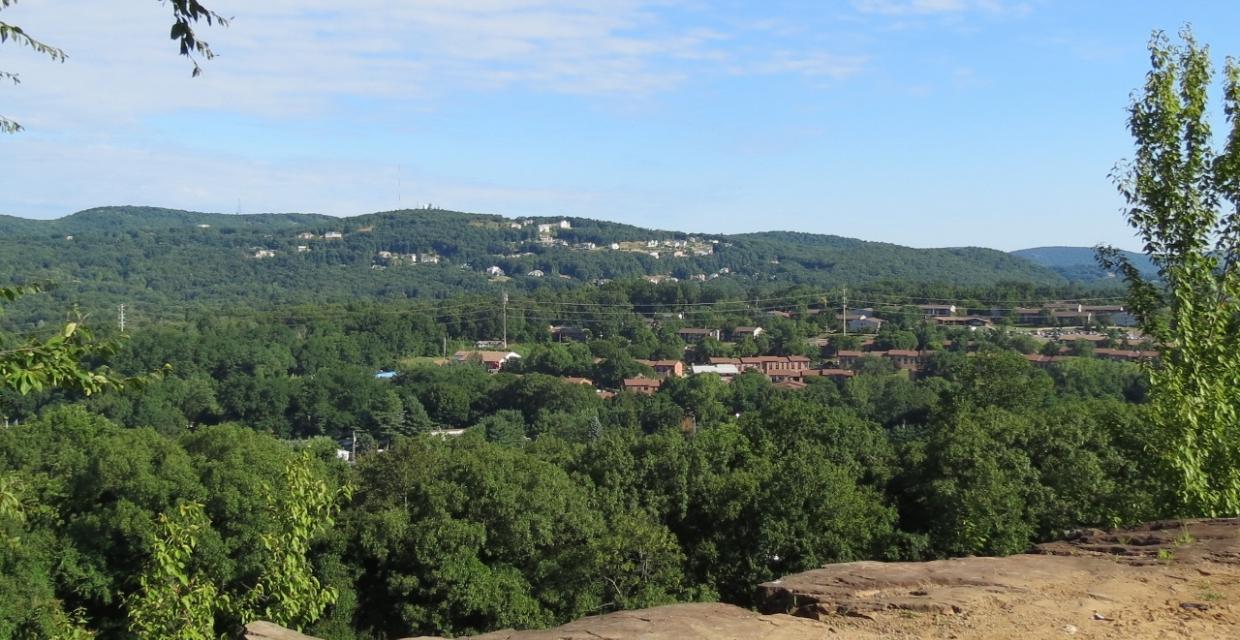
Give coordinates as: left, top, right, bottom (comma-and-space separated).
247, 519, 1240, 640
245, 604, 845, 640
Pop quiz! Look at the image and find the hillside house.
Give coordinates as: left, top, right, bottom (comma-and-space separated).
485, 266, 505, 277
622, 377, 662, 395
691, 364, 740, 379
297, 232, 316, 240
1022, 353, 1066, 370
933, 316, 993, 329
917, 304, 957, 317
731, 326, 764, 340
752, 355, 809, 375
324, 231, 343, 240
847, 317, 884, 333
1094, 348, 1158, 363
885, 350, 926, 371
536, 220, 571, 234
549, 325, 589, 342
527, 269, 545, 277
419, 254, 440, 264
835, 350, 866, 369
768, 369, 804, 384
636, 359, 685, 378
835, 308, 876, 324
252, 249, 276, 259
451, 350, 520, 372
296, 245, 310, 253
1052, 310, 1093, 325
1083, 305, 1135, 326
676, 328, 722, 343
1011, 307, 1045, 324
804, 368, 856, 380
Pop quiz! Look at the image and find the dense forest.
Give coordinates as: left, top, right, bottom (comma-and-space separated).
0, 206, 1080, 328
1, 281, 1160, 639
0, 204, 1183, 640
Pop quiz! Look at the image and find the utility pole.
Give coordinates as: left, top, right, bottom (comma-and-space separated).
118, 304, 126, 333
841, 286, 847, 337
501, 291, 509, 349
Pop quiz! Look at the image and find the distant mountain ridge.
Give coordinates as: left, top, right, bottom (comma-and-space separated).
2, 206, 336, 235
1012, 246, 1157, 282
0, 205, 1069, 322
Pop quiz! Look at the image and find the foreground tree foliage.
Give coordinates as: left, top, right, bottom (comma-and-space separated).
1, 0, 225, 132
0, 286, 133, 398
1102, 28, 1240, 515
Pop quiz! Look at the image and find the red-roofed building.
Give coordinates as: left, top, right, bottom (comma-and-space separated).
806, 368, 856, 380
451, 350, 521, 372
635, 359, 685, 378
835, 350, 866, 369
885, 350, 926, 370
622, 377, 662, 395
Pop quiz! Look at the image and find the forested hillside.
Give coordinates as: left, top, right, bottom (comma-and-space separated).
1012, 246, 1156, 282
0, 206, 1066, 325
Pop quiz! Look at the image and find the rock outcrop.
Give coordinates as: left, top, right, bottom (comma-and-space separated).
243, 621, 322, 640
246, 519, 1240, 640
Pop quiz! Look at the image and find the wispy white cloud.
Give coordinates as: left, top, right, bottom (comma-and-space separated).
732, 51, 868, 79
853, 0, 1031, 17
2, 0, 865, 131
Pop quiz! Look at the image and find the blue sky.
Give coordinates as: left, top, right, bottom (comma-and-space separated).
4, 0, 1240, 250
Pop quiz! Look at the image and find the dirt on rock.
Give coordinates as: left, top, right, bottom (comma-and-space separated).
756, 518, 1240, 639
248, 519, 1240, 640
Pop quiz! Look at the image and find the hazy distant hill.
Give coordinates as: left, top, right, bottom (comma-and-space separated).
740, 231, 1056, 285
0, 206, 1066, 323
1, 206, 335, 235
1012, 246, 1156, 282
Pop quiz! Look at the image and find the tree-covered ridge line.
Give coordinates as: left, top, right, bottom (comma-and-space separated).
1013, 246, 1159, 282
0, 205, 1073, 326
